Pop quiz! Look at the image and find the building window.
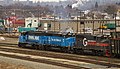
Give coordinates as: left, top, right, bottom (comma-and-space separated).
26, 20, 29, 22
34, 20, 37, 22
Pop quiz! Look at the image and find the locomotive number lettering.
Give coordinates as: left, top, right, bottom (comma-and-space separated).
28, 36, 39, 40
51, 38, 61, 42
83, 38, 88, 46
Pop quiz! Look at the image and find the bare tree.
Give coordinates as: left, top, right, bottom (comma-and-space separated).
104, 5, 118, 14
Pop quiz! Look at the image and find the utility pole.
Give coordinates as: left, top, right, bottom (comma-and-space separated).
76, 9, 79, 33
38, 5, 40, 31
13, 9, 16, 32
77, 10, 78, 34
53, 15, 56, 32
114, 13, 117, 38
93, 13, 95, 34
59, 0, 61, 32
79, 11, 82, 33
83, 12, 85, 34
102, 14, 105, 35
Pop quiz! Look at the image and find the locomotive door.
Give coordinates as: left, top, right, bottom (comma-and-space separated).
76, 37, 85, 47
75, 34, 88, 49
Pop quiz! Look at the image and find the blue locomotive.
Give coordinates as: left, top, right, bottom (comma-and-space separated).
18, 31, 76, 51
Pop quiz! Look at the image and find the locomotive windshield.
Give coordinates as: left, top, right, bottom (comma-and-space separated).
100, 39, 109, 43
95, 35, 109, 43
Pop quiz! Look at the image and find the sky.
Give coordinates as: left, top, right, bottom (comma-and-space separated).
20, 0, 66, 2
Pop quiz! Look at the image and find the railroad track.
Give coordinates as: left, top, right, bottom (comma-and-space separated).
0, 43, 120, 62
0, 44, 89, 69
0, 43, 17, 46
0, 43, 120, 68
0, 34, 19, 38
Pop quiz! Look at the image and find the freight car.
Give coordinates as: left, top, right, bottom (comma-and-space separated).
18, 31, 112, 56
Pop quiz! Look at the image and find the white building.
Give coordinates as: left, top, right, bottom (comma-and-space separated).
25, 17, 39, 28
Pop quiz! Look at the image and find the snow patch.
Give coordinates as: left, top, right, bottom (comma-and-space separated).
0, 37, 5, 41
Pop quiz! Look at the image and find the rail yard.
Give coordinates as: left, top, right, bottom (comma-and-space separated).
0, 19, 120, 69
0, 0, 120, 68
0, 34, 119, 69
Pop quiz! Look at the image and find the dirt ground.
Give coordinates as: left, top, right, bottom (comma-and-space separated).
0, 61, 30, 69
0, 36, 30, 69
0, 36, 18, 44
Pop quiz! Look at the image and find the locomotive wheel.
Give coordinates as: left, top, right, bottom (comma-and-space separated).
68, 46, 73, 54
18, 43, 25, 48
60, 47, 64, 52
60, 47, 66, 52
98, 51, 104, 56
18, 43, 22, 47
73, 48, 84, 54
46, 46, 52, 51
32, 44, 37, 49
44, 46, 48, 50
62, 47, 68, 53
73, 48, 80, 54
68, 50, 73, 54
61, 47, 67, 53
35, 45, 39, 50
41, 45, 46, 50
38, 45, 42, 50
92, 50, 97, 56
61, 47, 73, 54
92, 50, 103, 56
